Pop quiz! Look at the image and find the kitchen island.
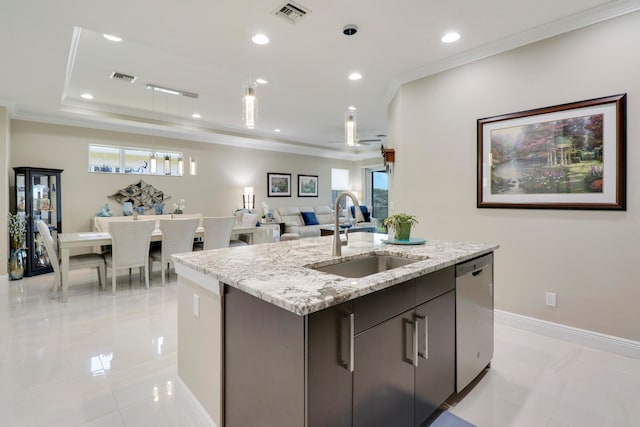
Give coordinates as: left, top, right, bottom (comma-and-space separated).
173, 233, 498, 427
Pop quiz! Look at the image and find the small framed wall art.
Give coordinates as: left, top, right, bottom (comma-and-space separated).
298, 174, 318, 197
267, 172, 292, 197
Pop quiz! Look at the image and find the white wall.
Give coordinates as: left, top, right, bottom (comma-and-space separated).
9, 120, 353, 233
389, 11, 640, 340
0, 107, 9, 276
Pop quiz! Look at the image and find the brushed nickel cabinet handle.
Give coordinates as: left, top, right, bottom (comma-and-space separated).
415, 314, 428, 359
409, 319, 419, 367
341, 313, 355, 372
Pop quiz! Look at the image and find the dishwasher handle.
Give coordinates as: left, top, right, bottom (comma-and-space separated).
456, 253, 493, 277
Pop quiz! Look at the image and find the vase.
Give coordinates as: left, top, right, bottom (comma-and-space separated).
154, 203, 164, 215
394, 221, 412, 241
9, 248, 24, 280
123, 202, 133, 216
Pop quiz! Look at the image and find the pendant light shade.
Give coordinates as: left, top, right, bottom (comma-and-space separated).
243, 82, 257, 129
345, 110, 357, 147
164, 155, 171, 175
150, 153, 157, 174
177, 155, 184, 176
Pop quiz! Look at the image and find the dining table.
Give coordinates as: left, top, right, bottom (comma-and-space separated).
56, 225, 268, 302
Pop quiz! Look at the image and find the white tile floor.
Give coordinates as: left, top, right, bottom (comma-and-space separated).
2, 270, 640, 427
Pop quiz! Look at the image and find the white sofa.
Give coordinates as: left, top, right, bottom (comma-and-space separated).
272, 205, 376, 238
273, 206, 336, 238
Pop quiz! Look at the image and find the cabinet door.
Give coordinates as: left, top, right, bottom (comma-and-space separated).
414, 290, 455, 426
353, 310, 415, 427
307, 301, 353, 427
224, 287, 305, 427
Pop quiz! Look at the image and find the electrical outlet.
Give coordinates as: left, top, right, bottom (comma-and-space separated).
545, 292, 557, 307
193, 294, 200, 318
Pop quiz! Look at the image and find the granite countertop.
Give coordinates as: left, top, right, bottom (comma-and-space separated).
172, 233, 499, 316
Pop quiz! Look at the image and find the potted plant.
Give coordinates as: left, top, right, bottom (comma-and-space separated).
383, 213, 418, 241
8, 212, 27, 280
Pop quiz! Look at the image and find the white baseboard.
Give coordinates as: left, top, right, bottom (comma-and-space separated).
495, 309, 640, 360
175, 376, 217, 427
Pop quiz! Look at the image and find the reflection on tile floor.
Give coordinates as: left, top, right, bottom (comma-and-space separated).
2, 270, 640, 426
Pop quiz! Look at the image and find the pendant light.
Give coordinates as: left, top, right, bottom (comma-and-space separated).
164, 155, 171, 175
345, 109, 357, 147
242, 0, 265, 129
177, 155, 184, 176
150, 153, 157, 174
243, 81, 257, 129
343, 24, 359, 147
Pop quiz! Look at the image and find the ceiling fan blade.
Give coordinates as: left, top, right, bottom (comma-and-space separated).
328, 138, 380, 144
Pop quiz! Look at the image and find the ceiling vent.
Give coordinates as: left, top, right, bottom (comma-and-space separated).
109, 71, 137, 83
273, 2, 310, 24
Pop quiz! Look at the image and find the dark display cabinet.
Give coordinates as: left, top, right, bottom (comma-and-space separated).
13, 167, 63, 276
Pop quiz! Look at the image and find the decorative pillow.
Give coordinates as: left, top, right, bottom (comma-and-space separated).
350, 205, 371, 222
301, 211, 320, 226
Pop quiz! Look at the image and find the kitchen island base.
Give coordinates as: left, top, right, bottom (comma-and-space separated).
224, 266, 456, 427
173, 234, 497, 427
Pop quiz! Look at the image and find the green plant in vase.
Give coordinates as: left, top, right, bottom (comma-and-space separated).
8, 212, 27, 280
383, 213, 418, 241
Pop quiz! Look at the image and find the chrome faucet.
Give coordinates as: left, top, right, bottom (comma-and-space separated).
333, 191, 365, 257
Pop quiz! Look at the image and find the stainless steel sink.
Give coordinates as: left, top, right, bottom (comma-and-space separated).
309, 254, 425, 278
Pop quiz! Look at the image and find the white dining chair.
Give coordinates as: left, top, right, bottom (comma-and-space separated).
104, 220, 156, 295
149, 218, 199, 286
199, 216, 237, 250
36, 220, 106, 298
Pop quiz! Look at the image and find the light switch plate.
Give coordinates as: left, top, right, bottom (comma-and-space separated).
193, 294, 200, 318
545, 292, 557, 307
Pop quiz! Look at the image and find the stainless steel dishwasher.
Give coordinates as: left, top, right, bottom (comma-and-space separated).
455, 252, 494, 392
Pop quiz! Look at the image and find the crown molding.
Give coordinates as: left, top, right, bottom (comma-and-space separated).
384, 0, 640, 105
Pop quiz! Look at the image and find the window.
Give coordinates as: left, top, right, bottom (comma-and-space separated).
88, 145, 183, 176
371, 169, 388, 224
89, 145, 121, 173
331, 168, 349, 211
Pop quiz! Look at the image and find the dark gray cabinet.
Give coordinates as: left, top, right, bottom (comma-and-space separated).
351, 270, 455, 427
414, 290, 455, 426
307, 300, 354, 427
353, 309, 415, 427
224, 266, 457, 427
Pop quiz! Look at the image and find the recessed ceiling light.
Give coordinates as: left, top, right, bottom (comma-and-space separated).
274, 128, 281, 132
81, 93, 94, 100
103, 34, 122, 42
251, 33, 270, 45
256, 78, 268, 84
348, 105, 357, 111
192, 113, 201, 119
348, 72, 362, 81
441, 32, 461, 43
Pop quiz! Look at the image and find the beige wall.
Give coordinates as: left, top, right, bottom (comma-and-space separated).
177, 277, 221, 425
389, 11, 640, 340
9, 120, 353, 232
0, 107, 9, 276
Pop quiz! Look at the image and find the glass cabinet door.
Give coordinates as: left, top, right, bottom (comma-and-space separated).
31, 172, 58, 270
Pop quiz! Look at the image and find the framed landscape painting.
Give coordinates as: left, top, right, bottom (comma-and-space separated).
477, 94, 626, 210
267, 172, 291, 197
298, 174, 318, 197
